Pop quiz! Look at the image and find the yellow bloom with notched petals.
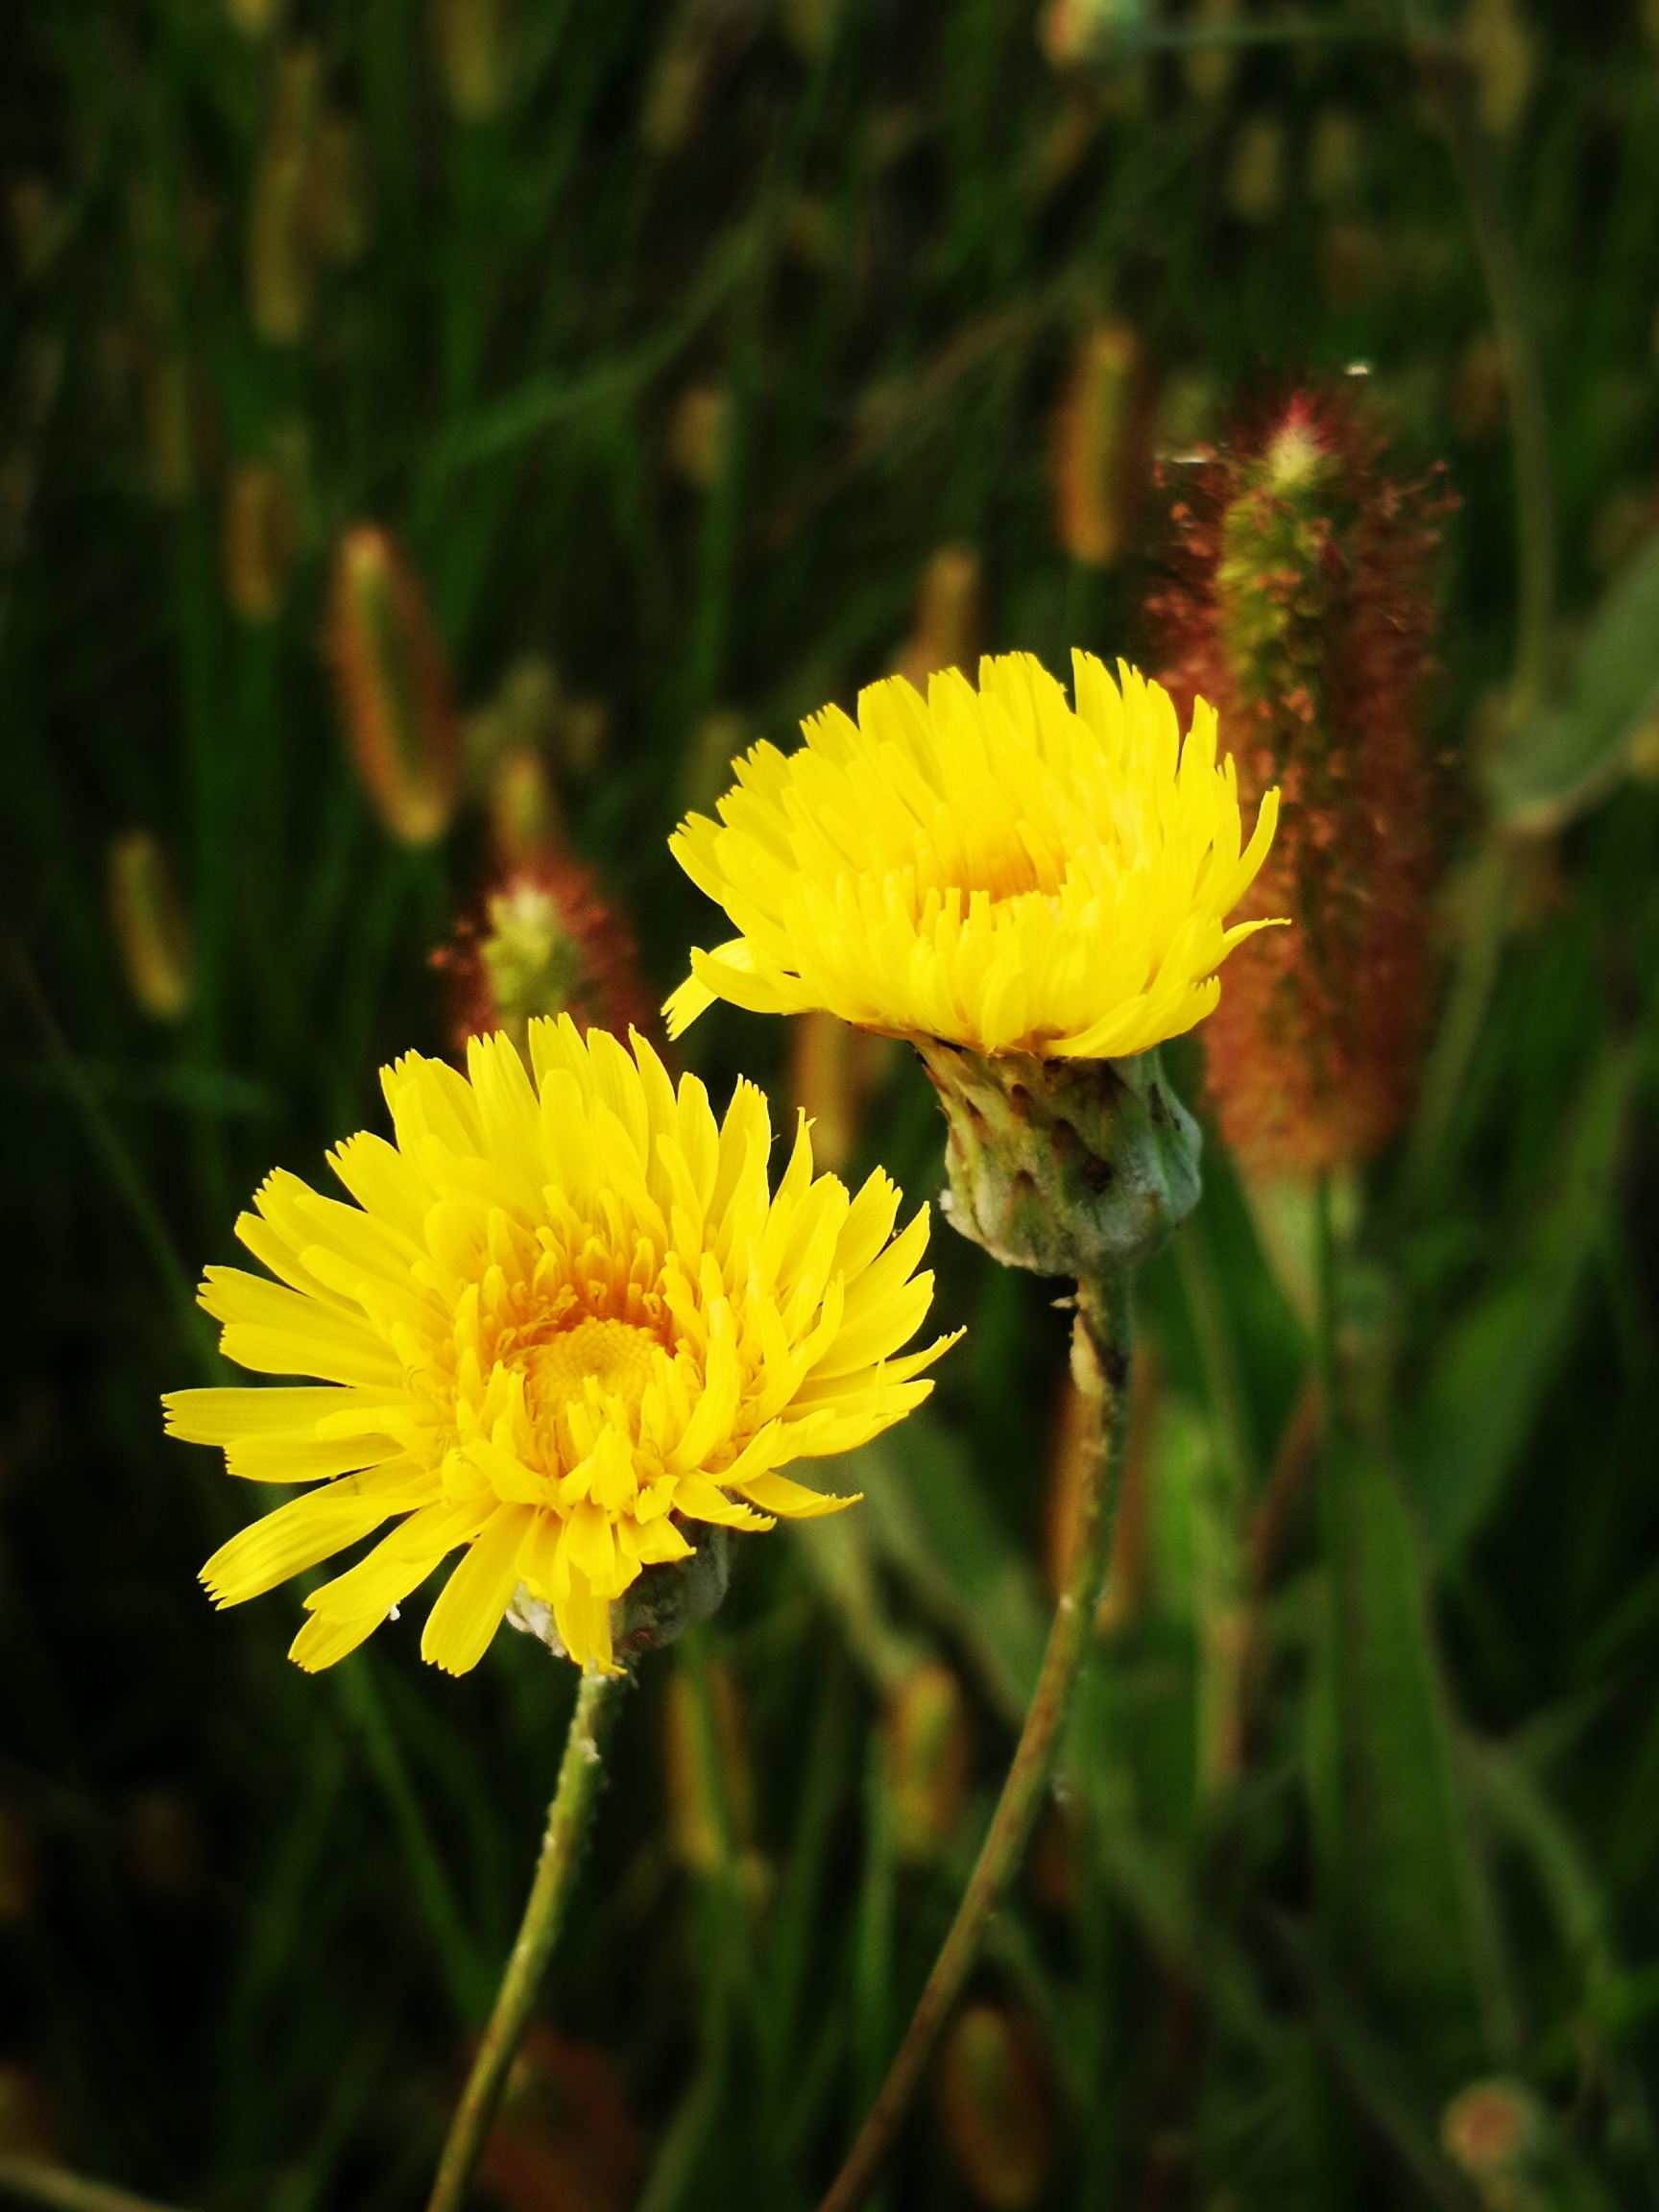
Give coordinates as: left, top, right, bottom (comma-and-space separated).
164, 1021, 953, 1676
665, 652, 1280, 1062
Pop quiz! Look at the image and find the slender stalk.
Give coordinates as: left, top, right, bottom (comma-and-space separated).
424, 1670, 625, 2212
0, 2164, 187, 2212
816, 1270, 1133, 2212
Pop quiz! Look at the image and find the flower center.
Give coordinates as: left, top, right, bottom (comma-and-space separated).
523, 1314, 659, 1420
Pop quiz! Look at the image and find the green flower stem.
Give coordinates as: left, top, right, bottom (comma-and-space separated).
817, 1269, 1134, 2212
424, 1670, 624, 2212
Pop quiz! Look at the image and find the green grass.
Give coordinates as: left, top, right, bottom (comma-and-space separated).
3, 2, 1659, 2207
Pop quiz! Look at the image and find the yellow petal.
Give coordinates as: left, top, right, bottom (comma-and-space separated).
735, 1467, 857, 1519
202, 1467, 434, 1606
420, 1504, 535, 1674
163, 1385, 359, 1445
661, 654, 1279, 1057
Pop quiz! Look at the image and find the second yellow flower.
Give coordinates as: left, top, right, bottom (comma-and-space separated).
666, 651, 1279, 1062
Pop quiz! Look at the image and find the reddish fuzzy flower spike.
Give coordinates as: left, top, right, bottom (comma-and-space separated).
1149, 384, 1455, 1178
433, 853, 652, 1061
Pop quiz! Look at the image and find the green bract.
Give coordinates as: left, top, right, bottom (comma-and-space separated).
915, 1040, 1202, 1280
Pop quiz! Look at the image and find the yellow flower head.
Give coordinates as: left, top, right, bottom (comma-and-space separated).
665, 652, 1280, 1062
165, 1021, 953, 1676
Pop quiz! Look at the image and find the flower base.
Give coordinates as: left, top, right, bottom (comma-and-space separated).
914, 1040, 1202, 1276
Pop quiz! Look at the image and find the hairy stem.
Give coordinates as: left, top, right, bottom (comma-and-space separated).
424, 1670, 624, 2212
817, 1270, 1133, 2212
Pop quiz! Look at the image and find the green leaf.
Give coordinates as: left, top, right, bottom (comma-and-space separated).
1464, 1733, 1617, 2008
1411, 1048, 1632, 1567
1321, 1440, 1514, 2091
1268, 1915, 1473, 2212
1489, 525, 1659, 831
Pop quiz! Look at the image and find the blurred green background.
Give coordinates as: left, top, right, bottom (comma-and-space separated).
3, 1, 1659, 2208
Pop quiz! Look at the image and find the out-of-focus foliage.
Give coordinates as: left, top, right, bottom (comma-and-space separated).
1, 2, 1658, 2209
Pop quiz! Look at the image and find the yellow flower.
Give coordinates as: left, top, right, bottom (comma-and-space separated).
164, 1021, 953, 1676
665, 652, 1280, 1061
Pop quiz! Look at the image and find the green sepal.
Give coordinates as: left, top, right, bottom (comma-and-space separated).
914, 1039, 1202, 1277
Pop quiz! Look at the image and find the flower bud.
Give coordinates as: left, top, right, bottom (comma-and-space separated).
247, 47, 322, 344
917, 1040, 1201, 1278
935, 2003, 1053, 2211
1051, 323, 1146, 568
505, 1524, 729, 1666
432, 0, 517, 122
223, 459, 298, 622
1151, 386, 1453, 1176
327, 524, 460, 845
883, 1660, 971, 1863
433, 856, 650, 1060
898, 545, 982, 691
615, 1526, 731, 1659
108, 831, 194, 1021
